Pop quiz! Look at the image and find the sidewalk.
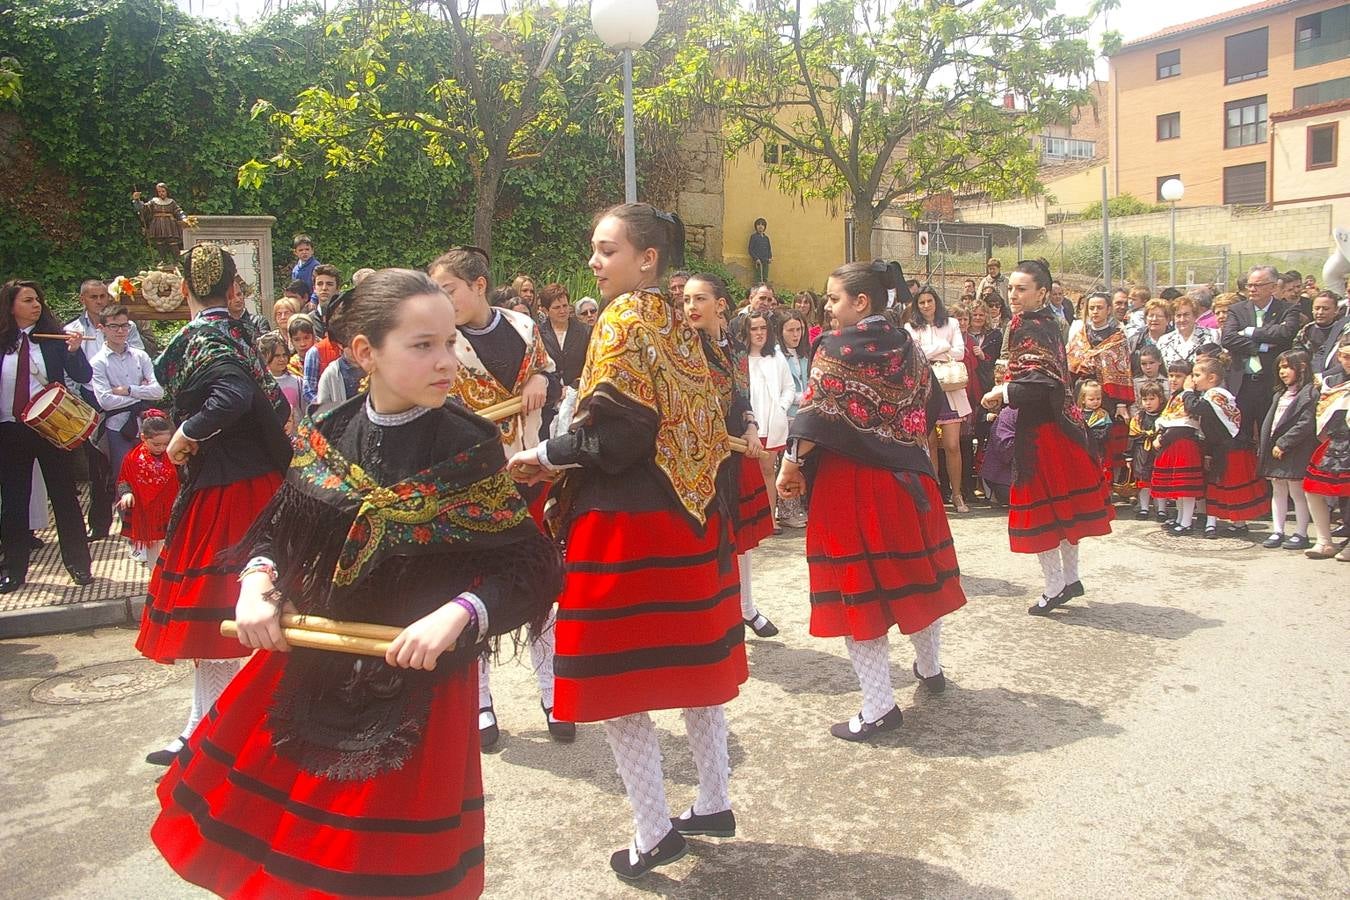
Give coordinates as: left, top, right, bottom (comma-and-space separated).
0, 513, 150, 638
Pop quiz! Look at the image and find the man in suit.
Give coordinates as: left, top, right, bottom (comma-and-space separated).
1220, 265, 1300, 443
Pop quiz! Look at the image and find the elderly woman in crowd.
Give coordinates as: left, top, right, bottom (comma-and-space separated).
1156, 294, 1214, 370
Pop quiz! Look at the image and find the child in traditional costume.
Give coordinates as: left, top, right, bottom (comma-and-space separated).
1190, 356, 1270, 538
1128, 381, 1167, 519
508, 204, 747, 881
778, 260, 966, 741
683, 274, 778, 638
1078, 380, 1113, 492
150, 268, 562, 899
116, 409, 177, 570
429, 247, 566, 748
1152, 359, 1208, 535
1304, 335, 1350, 560
138, 243, 293, 766
980, 260, 1113, 616
1067, 291, 1133, 485
1257, 350, 1317, 550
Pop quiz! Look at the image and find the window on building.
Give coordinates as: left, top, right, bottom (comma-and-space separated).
1041, 136, 1095, 161
1156, 49, 1181, 79
1225, 27, 1269, 84
1223, 162, 1267, 205
1156, 112, 1181, 141
1157, 175, 1181, 202
1295, 5, 1350, 69
763, 143, 779, 165
1293, 75, 1350, 108
763, 143, 796, 166
1224, 96, 1268, 148
1308, 122, 1339, 169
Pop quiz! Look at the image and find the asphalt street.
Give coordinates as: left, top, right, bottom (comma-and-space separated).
2, 509, 1347, 898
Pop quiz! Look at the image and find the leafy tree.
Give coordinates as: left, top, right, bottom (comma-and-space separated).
650, 0, 1110, 255
241, 0, 610, 254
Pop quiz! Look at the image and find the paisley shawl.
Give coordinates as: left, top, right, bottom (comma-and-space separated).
1067, 325, 1134, 400
573, 289, 728, 524
448, 308, 555, 452
1315, 375, 1350, 435
1202, 387, 1241, 438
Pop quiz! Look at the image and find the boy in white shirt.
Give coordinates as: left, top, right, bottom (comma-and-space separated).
91, 305, 164, 480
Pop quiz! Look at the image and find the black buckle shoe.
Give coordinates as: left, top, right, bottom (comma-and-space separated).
479, 705, 499, 751
912, 662, 946, 693
68, 569, 94, 586
744, 613, 779, 638
610, 829, 688, 881
1061, 580, 1085, 600
1168, 523, 1194, 536
0, 575, 24, 595
829, 705, 903, 742
1028, 590, 1069, 616
1262, 532, 1285, 549
671, 806, 736, 837
542, 702, 576, 743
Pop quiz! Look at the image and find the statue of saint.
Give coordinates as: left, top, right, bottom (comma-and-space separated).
131, 183, 189, 266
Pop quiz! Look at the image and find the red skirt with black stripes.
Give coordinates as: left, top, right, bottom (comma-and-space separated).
552, 508, 748, 723
1008, 421, 1114, 554
152, 652, 485, 899
806, 453, 966, 641
1304, 440, 1350, 496
137, 472, 283, 663
735, 455, 774, 552
1150, 434, 1205, 499
1205, 447, 1270, 521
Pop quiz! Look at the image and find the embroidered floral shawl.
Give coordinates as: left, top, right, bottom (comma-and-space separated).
1067, 324, 1134, 401
1202, 387, 1241, 438
154, 309, 281, 420
449, 308, 555, 453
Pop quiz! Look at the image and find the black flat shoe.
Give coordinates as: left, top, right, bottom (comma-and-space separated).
26, 532, 44, 549
1062, 580, 1085, 600
145, 738, 186, 767
1332, 522, 1349, 539
912, 662, 946, 693
829, 705, 903, 742
1168, 523, 1193, 536
542, 703, 576, 743
0, 575, 24, 595
68, 569, 94, 586
610, 829, 688, 881
1156, 509, 1170, 523
1028, 591, 1069, 615
1160, 518, 1177, 530
1135, 508, 1150, 519
1282, 534, 1310, 551
86, 530, 109, 543
1224, 523, 1248, 534
479, 705, 500, 751
1203, 525, 1219, 539
744, 613, 779, 638
671, 806, 736, 838
1262, 533, 1286, 549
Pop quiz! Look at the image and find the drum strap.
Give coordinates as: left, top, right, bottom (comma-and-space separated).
12, 333, 31, 419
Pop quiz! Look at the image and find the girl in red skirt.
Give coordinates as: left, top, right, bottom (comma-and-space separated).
152, 268, 561, 899
778, 261, 967, 742
979, 260, 1113, 615
138, 244, 293, 766
1189, 356, 1270, 538
507, 204, 746, 880
115, 409, 177, 571
683, 274, 779, 638
1304, 335, 1350, 560
1152, 359, 1207, 533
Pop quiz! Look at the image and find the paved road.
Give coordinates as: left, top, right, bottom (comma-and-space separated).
2, 510, 1347, 898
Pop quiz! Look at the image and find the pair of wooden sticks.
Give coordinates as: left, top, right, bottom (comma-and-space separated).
475, 393, 750, 453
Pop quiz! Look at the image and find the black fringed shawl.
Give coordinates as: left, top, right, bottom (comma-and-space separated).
230, 396, 561, 780
1004, 306, 1092, 485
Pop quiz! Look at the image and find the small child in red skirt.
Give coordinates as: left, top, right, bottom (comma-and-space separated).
1190, 355, 1270, 538
1152, 360, 1207, 535
115, 410, 178, 571
1304, 335, 1350, 559
1078, 380, 1114, 495
1128, 381, 1167, 519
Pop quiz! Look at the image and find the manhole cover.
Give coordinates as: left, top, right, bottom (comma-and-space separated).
30, 659, 187, 706
1132, 528, 1259, 553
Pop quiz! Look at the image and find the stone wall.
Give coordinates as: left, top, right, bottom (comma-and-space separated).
1053, 203, 1337, 254
675, 120, 726, 265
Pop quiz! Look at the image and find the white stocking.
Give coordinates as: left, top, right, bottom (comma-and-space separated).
477, 657, 494, 730
1036, 548, 1065, 599
737, 553, 758, 621
1059, 539, 1080, 585
1137, 487, 1152, 512
844, 634, 896, 722
603, 713, 670, 853
682, 706, 731, 815
145, 540, 163, 571
1177, 497, 1197, 527
908, 620, 942, 678
1287, 480, 1310, 536
1310, 495, 1334, 545
530, 606, 558, 711
1270, 479, 1289, 534
170, 658, 240, 752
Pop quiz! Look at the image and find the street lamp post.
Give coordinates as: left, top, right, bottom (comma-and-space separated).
1160, 178, 1185, 288
591, 0, 660, 204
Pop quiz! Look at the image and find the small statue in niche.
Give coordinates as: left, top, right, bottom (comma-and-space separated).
131, 183, 194, 266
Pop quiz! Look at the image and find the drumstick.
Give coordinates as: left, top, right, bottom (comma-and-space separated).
32, 333, 98, 341
222, 620, 393, 657
281, 613, 402, 641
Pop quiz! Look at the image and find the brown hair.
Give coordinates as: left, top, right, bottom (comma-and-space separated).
327, 268, 446, 350
286, 313, 316, 338
1170, 296, 1199, 316
539, 283, 570, 309
312, 263, 341, 285
828, 260, 896, 315
257, 330, 289, 362
1144, 297, 1172, 319
1137, 380, 1166, 401
1, 279, 61, 353
1193, 356, 1227, 379
98, 304, 130, 324
1128, 287, 1151, 304
595, 203, 687, 274
429, 248, 492, 295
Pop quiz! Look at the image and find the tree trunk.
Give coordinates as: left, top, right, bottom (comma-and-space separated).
471, 157, 505, 255
852, 200, 876, 262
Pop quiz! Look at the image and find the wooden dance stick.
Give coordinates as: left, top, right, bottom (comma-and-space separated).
32, 333, 98, 341
221, 620, 393, 658
281, 613, 402, 641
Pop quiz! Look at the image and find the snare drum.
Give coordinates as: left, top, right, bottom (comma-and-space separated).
21, 382, 101, 450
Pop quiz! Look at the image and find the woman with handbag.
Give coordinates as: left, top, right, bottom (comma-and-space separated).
906, 288, 971, 512
0, 279, 95, 593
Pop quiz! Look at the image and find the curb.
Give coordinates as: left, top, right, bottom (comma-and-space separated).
0, 596, 146, 639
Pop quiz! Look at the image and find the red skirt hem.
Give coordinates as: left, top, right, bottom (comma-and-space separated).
734, 456, 774, 553
806, 455, 966, 641
1151, 436, 1205, 499
137, 472, 282, 663
1008, 422, 1114, 555
1304, 440, 1350, 497
553, 509, 748, 723
1204, 448, 1270, 521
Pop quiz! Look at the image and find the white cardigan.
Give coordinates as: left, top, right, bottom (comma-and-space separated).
747, 351, 796, 448
906, 319, 972, 418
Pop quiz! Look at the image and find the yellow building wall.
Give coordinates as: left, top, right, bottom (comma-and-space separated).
1109, 0, 1350, 207
1272, 106, 1350, 223
953, 162, 1109, 226
720, 148, 845, 294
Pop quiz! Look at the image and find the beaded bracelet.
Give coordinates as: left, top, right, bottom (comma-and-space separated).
239, 556, 277, 582
450, 596, 480, 639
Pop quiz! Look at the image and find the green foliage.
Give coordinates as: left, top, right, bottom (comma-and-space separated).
0, 56, 21, 106
1079, 194, 1168, 220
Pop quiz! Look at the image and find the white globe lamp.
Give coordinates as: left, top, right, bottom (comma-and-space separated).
591, 0, 661, 202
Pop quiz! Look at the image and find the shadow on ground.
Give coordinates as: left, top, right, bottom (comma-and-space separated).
626, 839, 1015, 899
1045, 601, 1224, 641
